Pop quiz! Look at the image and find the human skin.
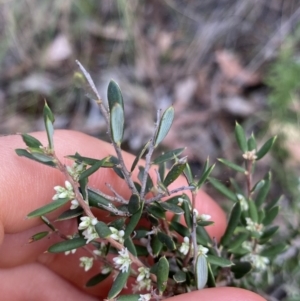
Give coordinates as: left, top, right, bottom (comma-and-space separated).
0, 130, 266, 301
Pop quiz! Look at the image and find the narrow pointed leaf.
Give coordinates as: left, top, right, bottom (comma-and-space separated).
169, 221, 190, 237
110, 103, 124, 145
138, 166, 153, 194
197, 164, 215, 189
79, 156, 112, 180
196, 226, 211, 245
155, 106, 175, 147
107, 270, 130, 299
195, 253, 208, 290
21, 134, 42, 148
263, 206, 279, 226
207, 262, 216, 287
86, 272, 111, 287
255, 172, 271, 207
221, 202, 242, 246
87, 189, 113, 208
163, 163, 186, 187
117, 295, 141, 301
43, 102, 55, 150
259, 225, 279, 244
247, 199, 258, 223
256, 136, 277, 160
124, 203, 143, 239
27, 198, 70, 218
56, 207, 84, 221
124, 237, 137, 256
157, 256, 169, 293
160, 202, 184, 215
173, 271, 186, 283
152, 234, 163, 257
206, 255, 233, 267
48, 237, 86, 253
235, 122, 247, 153
157, 231, 176, 250
218, 158, 246, 173
67, 153, 114, 167
128, 194, 141, 214
31, 152, 54, 163
209, 177, 237, 202
184, 162, 193, 184
153, 148, 186, 165
147, 203, 166, 220
41, 215, 56, 231
260, 242, 287, 257
130, 141, 150, 172
29, 231, 49, 242
95, 221, 112, 238
107, 80, 124, 111
247, 133, 256, 151
228, 232, 249, 252
15, 149, 56, 167
182, 200, 192, 229
251, 179, 265, 193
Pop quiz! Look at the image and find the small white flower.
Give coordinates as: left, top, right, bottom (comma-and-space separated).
132, 278, 152, 293
138, 293, 152, 301
70, 199, 79, 210
109, 227, 125, 244
179, 236, 190, 255
198, 245, 209, 257
67, 162, 86, 181
78, 216, 99, 243
137, 267, 150, 282
193, 208, 199, 217
199, 214, 211, 221
241, 253, 269, 271
52, 181, 75, 201
242, 150, 257, 161
101, 265, 112, 274
113, 248, 132, 273
177, 197, 184, 206
79, 257, 93, 272
65, 180, 73, 191
245, 218, 263, 236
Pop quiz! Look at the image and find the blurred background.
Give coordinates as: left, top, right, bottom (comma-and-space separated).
0, 1, 300, 300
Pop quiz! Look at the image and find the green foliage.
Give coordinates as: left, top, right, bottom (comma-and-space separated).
16, 61, 284, 300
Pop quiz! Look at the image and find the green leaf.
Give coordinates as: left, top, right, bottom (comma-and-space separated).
110, 103, 124, 145
183, 162, 193, 185
31, 152, 54, 163
56, 207, 84, 221
67, 153, 114, 167
86, 272, 111, 287
217, 158, 246, 173
153, 148, 186, 165
128, 194, 141, 214
48, 237, 86, 253
259, 226, 279, 244
27, 198, 70, 218
43, 102, 55, 150
251, 179, 265, 193
130, 141, 150, 172
124, 203, 144, 239
235, 122, 248, 153
117, 295, 141, 301
163, 162, 186, 187
209, 177, 237, 202
263, 206, 279, 226
79, 156, 112, 180
138, 166, 153, 194
256, 136, 277, 160
124, 237, 137, 256
15, 149, 56, 167
155, 106, 175, 147
197, 220, 214, 227
195, 253, 208, 290
107, 80, 124, 111
107, 269, 130, 300
76, 60, 101, 100
206, 255, 233, 267
135, 245, 149, 256
160, 202, 184, 215
40, 215, 56, 231
228, 232, 249, 252
158, 161, 166, 181
21, 134, 42, 148
207, 262, 216, 287
197, 163, 215, 189
173, 271, 186, 283
87, 189, 114, 208
156, 256, 169, 294
157, 231, 176, 250
147, 203, 166, 220
255, 172, 271, 207
231, 261, 252, 279
169, 221, 190, 237
95, 221, 112, 238
182, 199, 192, 229
221, 202, 242, 247
152, 234, 163, 257
29, 231, 49, 242
247, 199, 258, 223
260, 242, 287, 257
247, 133, 256, 151
196, 226, 212, 246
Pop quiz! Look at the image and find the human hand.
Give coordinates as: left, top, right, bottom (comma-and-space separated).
0, 130, 266, 301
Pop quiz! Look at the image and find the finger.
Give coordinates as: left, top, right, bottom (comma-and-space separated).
0, 130, 226, 242
0, 263, 99, 301
167, 287, 266, 301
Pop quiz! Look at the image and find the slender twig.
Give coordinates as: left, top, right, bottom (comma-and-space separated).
140, 110, 161, 199
105, 183, 128, 204
191, 192, 198, 265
